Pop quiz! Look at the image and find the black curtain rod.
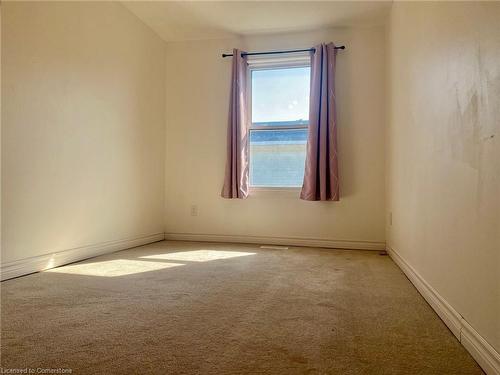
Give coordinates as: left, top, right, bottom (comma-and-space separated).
221, 46, 345, 58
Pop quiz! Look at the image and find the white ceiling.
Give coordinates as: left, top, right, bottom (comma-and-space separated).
122, 1, 392, 42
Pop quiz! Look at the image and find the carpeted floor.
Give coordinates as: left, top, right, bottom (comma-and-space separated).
1, 241, 483, 374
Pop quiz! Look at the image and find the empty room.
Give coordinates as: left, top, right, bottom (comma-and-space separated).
1, 1, 499, 374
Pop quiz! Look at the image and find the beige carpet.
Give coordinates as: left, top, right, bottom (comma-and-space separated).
1, 241, 483, 374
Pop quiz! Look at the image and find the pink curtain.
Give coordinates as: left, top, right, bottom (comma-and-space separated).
300, 43, 340, 201
221, 49, 249, 199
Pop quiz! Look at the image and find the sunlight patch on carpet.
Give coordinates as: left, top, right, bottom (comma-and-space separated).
45, 259, 184, 277
140, 250, 256, 262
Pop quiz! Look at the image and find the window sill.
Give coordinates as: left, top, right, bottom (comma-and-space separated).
249, 187, 302, 197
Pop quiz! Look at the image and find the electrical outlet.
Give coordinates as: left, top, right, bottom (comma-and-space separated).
190, 205, 198, 217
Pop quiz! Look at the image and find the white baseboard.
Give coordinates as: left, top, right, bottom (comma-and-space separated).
164, 232, 385, 251
388, 246, 462, 338
461, 319, 500, 375
1, 233, 165, 281
388, 246, 500, 375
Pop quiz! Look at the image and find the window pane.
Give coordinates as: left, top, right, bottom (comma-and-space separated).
252, 67, 310, 126
250, 129, 307, 187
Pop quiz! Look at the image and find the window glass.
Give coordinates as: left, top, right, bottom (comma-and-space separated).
252, 67, 310, 126
249, 129, 308, 187
249, 65, 310, 188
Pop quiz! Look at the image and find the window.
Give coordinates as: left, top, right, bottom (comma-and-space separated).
249, 61, 310, 188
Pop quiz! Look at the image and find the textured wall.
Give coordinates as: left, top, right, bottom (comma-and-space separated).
387, 1, 500, 352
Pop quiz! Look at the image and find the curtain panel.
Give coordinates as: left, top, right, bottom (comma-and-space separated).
221, 49, 249, 199
300, 43, 340, 201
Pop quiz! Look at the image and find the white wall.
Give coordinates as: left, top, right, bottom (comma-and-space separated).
387, 1, 500, 355
1, 2, 166, 265
164, 27, 386, 247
